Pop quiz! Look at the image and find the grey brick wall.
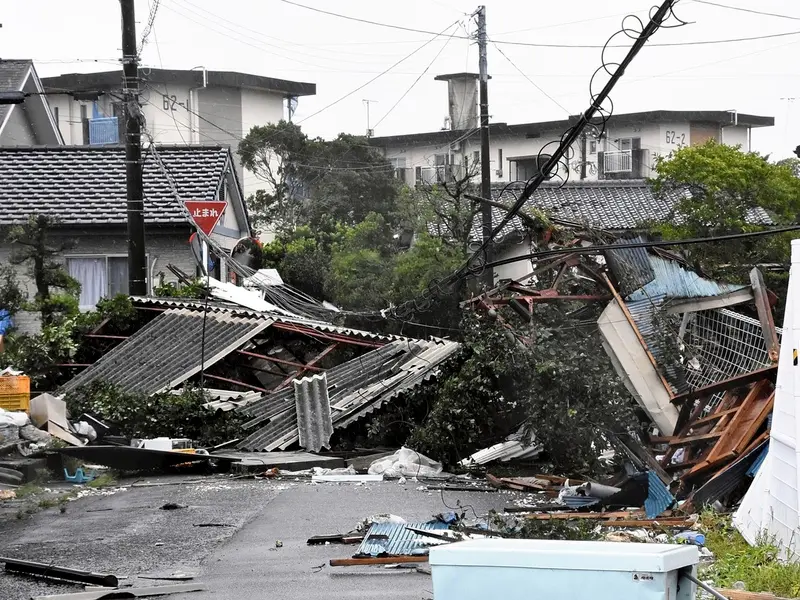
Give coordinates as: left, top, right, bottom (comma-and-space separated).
0, 229, 199, 332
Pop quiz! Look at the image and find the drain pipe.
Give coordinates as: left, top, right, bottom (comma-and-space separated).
188, 66, 207, 143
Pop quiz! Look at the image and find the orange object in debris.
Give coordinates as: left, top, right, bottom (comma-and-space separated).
0, 375, 30, 412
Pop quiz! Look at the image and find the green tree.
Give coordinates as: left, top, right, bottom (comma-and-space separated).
650, 141, 800, 290
238, 123, 400, 231
261, 226, 332, 300
326, 213, 395, 311
4, 215, 80, 325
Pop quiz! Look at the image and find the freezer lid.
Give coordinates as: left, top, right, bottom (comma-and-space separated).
429, 539, 699, 573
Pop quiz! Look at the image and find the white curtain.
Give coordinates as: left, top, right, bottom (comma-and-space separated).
67, 258, 106, 310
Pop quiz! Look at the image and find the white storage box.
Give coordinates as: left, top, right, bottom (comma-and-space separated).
429, 539, 699, 600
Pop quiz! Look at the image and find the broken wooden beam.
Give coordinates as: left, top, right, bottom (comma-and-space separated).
330, 556, 429, 567
670, 366, 777, 405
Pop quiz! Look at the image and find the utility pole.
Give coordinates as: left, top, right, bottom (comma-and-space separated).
120, 0, 147, 296
363, 99, 377, 138
477, 6, 492, 287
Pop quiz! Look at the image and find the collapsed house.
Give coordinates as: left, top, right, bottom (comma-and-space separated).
59, 296, 460, 452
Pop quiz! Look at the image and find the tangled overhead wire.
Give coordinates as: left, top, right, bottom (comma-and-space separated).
381, 0, 687, 323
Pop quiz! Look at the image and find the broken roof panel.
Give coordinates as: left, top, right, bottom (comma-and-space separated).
626, 255, 747, 303
604, 236, 657, 297
294, 373, 333, 453
238, 339, 460, 451
61, 309, 273, 396
356, 521, 449, 558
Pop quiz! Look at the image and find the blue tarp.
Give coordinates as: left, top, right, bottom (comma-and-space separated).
0, 310, 12, 336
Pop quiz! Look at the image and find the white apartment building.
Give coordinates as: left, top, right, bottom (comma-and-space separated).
370, 73, 772, 187
41, 68, 315, 198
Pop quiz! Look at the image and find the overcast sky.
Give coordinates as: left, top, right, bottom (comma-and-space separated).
2, 0, 798, 158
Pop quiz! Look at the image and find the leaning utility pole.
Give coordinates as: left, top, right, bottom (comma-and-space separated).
476, 6, 493, 287
120, 0, 147, 296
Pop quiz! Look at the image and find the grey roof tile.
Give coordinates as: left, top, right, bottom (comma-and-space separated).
0, 59, 32, 130
0, 145, 231, 226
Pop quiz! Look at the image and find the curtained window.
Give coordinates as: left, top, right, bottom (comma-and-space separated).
67, 255, 146, 310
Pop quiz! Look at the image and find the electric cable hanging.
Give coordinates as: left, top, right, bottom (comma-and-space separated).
278, 0, 799, 48
384, 0, 687, 323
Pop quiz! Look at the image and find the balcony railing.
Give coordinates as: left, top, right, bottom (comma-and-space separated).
604, 150, 633, 173
88, 117, 120, 145
416, 165, 468, 186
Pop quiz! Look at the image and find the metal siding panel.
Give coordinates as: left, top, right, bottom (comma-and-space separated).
356, 522, 449, 557
294, 373, 333, 452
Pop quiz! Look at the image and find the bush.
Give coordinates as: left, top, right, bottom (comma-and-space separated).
65, 380, 245, 447
0, 265, 25, 317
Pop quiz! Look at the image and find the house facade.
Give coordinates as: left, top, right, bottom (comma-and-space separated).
41, 68, 315, 197
0, 60, 63, 146
370, 74, 773, 187
0, 144, 252, 313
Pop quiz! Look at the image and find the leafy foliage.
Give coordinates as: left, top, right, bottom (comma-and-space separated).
0, 265, 25, 317
699, 511, 800, 597
5, 295, 141, 389
238, 121, 399, 231
260, 226, 332, 300
650, 141, 800, 294
65, 380, 245, 448
3, 215, 81, 326
368, 308, 634, 473
153, 277, 207, 299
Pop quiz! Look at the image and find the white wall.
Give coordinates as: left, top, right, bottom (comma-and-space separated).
143, 83, 195, 144
722, 125, 749, 150
491, 237, 536, 283
239, 88, 285, 199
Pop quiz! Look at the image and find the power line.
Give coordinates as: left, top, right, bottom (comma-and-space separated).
485, 226, 800, 271
693, 0, 800, 21
139, 0, 162, 52
373, 22, 463, 131
490, 39, 571, 117
296, 20, 462, 125
278, 0, 800, 48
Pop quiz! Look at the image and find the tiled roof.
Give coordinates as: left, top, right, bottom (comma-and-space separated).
60, 309, 273, 396
462, 180, 774, 241
478, 180, 683, 239
0, 145, 231, 226
0, 60, 32, 129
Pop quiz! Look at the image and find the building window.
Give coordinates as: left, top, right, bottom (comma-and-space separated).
79, 104, 87, 122
589, 140, 597, 154
497, 148, 503, 177
388, 157, 407, 181
514, 155, 552, 181
67, 255, 148, 310
53, 106, 59, 127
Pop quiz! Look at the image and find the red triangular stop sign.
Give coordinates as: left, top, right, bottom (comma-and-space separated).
185, 201, 228, 235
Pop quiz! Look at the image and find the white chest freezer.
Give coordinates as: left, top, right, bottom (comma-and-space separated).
429, 539, 699, 600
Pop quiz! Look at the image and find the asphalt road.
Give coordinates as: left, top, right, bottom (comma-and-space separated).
0, 476, 521, 599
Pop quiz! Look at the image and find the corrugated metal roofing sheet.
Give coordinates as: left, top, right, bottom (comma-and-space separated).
603, 236, 657, 297
130, 296, 403, 343
644, 470, 675, 518
747, 443, 769, 478
356, 522, 449, 557
294, 373, 333, 452
60, 309, 273, 396
627, 255, 747, 303
237, 339, 461, 451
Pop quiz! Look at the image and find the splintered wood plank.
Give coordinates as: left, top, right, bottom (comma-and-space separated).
733, 391, 774, 455
691, 407, 740, 428
668, 431, 723, 447
685, 379, 772, 480
707, 379, 773, 462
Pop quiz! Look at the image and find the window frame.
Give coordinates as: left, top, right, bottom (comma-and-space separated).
65, 253, 151, 308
